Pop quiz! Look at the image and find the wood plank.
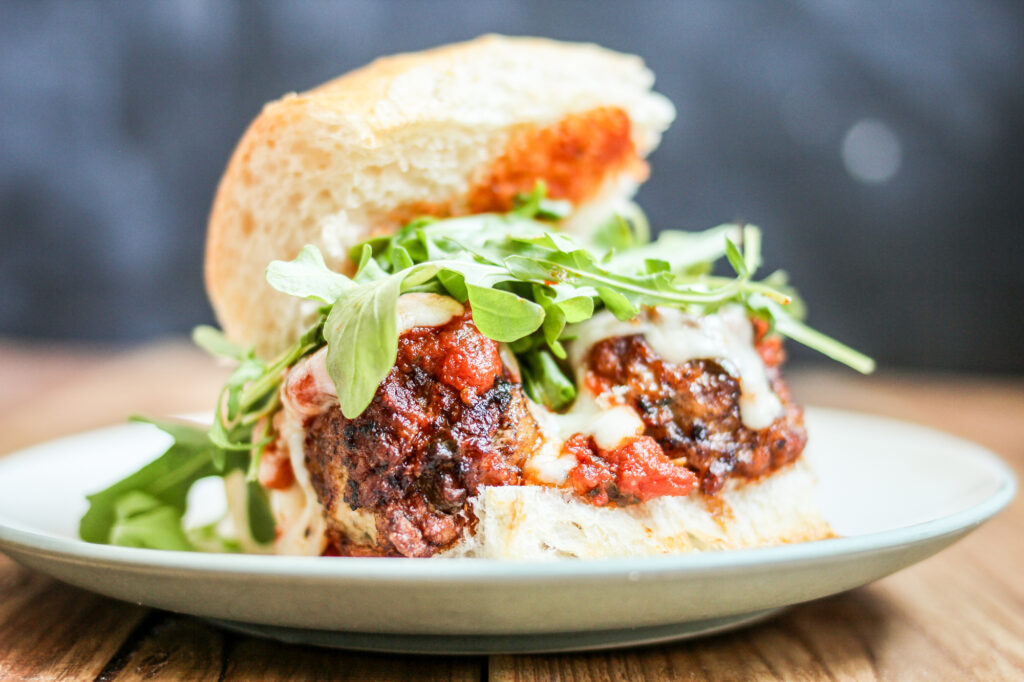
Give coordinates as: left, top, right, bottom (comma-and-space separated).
97, 613, 226, 681
491, 569, 1024, 682
0, 342, 112, 414
0, 554, 148, 680
221, 636, 482, 681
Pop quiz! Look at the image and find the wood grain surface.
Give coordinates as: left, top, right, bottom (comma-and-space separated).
1, 340, 1021, 681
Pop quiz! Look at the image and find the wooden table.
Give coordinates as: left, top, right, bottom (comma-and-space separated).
1, 340, 1022, 680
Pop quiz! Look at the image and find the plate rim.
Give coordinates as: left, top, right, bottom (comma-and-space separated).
0, 406, 1015, 582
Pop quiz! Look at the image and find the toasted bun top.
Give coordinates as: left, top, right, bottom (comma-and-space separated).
206, 35, 675, 357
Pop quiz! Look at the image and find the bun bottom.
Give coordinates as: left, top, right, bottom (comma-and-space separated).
445, 456, 832, 559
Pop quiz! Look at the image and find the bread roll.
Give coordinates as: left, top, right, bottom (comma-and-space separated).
206, 35, 675, 358
448, 457, 832, 559
207, 36, 834, 560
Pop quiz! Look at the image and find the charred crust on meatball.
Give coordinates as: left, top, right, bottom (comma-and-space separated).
585, 334, 806, 495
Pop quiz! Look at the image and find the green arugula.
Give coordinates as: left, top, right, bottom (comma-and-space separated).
78, 330, 315, 550
261, 187, 872, 415
79, 416, 266, 550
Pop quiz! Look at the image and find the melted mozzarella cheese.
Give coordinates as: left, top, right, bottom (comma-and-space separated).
567, 305, 782, 430
523, 391, 646, 485
270, 404, 331, 556
498, 343, 522, 383
274, 355, 377, 556
523, 403, 577, 485
588, 404, 646, 450
282, 346, 336, 416
396, 293, 464, 333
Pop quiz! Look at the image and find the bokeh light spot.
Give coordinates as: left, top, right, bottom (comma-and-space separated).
841, 118, 902, 183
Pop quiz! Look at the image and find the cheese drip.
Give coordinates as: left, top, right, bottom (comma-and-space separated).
523, 391, 647, 485
568, 305, 782, 430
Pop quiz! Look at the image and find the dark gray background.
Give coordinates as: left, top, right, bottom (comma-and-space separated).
2, 1, 1022, 371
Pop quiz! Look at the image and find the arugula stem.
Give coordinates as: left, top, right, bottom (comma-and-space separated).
532, 257, 746, 306
775, 317, 876, 374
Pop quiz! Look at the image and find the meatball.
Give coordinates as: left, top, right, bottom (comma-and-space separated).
586, 334, 806, 495
303, 311, 540, 557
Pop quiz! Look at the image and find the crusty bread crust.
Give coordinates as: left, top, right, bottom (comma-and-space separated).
206, 35, 675, 358
446, 457, 833, 559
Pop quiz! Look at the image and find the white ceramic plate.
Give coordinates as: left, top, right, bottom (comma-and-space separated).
0, 408, 1014, 654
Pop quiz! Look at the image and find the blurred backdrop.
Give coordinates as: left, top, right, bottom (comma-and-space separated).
1, 1, 1022, 371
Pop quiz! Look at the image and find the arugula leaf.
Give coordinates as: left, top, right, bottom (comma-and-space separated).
390, 244, 414, 271
532, 284, 595, 358
590, 205, 651, 251
465, 284, 545, 342
773, 312, 876, 374
80, 418, 221, 546
107, 491, 195, 551
520, 348, 577, 410
266, 244, 355, 303
505, 249, 729, 310
81, 417, 256, 551
548, 289, 594, 323
321, 195, 872, 415
725, 238, 749, 278
591, 214, 635, 251
605, 224, 739, 275
129, 415, 217, 452
742, 224, 762, 275
192, 326, 249, 361
246, 480, 277, 544
540, 304, 567, 357
596, 287, 639, 320
324, 272, 404, 418
437, 269, 469, 301
512, 180, 572, 221
187, 521, 242, 553
274, 198, 872, 421
195, 313, 325, 471
353, 244, 391, 283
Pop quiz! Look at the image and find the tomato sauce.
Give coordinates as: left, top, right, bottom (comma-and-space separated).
752, 318, 786, 368
401, 309, 503, 404
258, 417, 295, 491
385, 106, 643, 228
468, 106, 642, 213
565, 433, 697, 507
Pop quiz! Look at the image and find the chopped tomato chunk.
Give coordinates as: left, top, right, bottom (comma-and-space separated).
564, 434, 696, 506
404, 309, 503, 404
565, 434, 616, 506
612, 436, 697, 502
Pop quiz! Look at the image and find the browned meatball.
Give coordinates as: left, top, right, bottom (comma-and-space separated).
303, 311, 540, 557
586, 334, 806, 495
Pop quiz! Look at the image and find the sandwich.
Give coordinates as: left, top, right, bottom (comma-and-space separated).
80, 35, 873, 559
